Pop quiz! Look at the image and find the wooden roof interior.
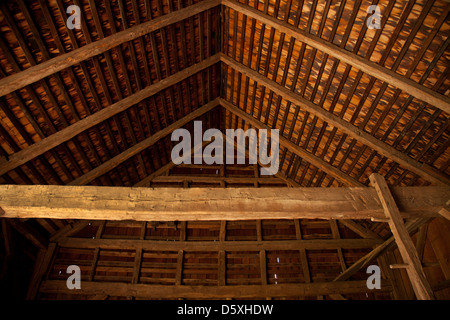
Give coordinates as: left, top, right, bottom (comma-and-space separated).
0, 0, 449, 300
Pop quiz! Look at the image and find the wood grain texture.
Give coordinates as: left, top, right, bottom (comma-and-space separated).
39, 279, 392, 298
370, 173, 435, 300
0, 184, 447, 221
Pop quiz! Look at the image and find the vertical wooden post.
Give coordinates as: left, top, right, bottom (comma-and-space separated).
219, 221, 226, 286
176, 250, 184, 286
369, 173, 435, 300
176, 221, 186, 288
256, 220, 267, 285
329, 220, 347, 300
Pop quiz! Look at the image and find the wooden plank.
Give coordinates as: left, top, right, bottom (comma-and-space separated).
221, 0, 450, 114
40, 279, 392, 298
0, 185, 448, 221
57, 237, 381, 251
220, 99, 365, 187
369, 173, 435, 300
0, 0, 221, 97
218, 58, 450, 186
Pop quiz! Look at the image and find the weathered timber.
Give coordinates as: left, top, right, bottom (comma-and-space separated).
39, 280, 392, 298
0, 185, 448, 221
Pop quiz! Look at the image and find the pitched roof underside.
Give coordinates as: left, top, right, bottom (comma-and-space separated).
0, 0, 449, 300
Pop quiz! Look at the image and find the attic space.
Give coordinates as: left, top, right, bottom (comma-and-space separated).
0, 0, 449, 301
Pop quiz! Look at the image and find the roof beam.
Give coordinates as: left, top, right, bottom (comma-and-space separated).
220, 98, 364, 187
68, 98, 220, 185
0, 184, 447, 221
0, 55, 220, 177
151, 175, 286, 184
58, 237, 382, 251
370, 173, 435, 300
220, 55, 450, 186
39, 280, 391, 298
0, 0, 221, 97
222, 0, 450, 114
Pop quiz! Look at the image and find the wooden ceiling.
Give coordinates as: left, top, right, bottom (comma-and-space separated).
0, 0, 449, 300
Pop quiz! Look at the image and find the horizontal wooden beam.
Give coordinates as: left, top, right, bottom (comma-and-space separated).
151, 175, 286, 184
221, 0, 450, 114
219, 56, 450, 186
220, 99, 365, 187
68, 98, 220, 185
0, 0, 221, 97
0, 185, 447, 221
0, 56, 220, 177
58, 237, 382, 251
39, 280, 392, 298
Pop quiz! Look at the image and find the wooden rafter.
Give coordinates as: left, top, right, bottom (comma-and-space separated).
68, 98, 220, 185
0, 0, 221, 97
222, 0, 450, 114
219, 55, 450, 186
220, 98, 364, 187
0, 56, 220, 177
